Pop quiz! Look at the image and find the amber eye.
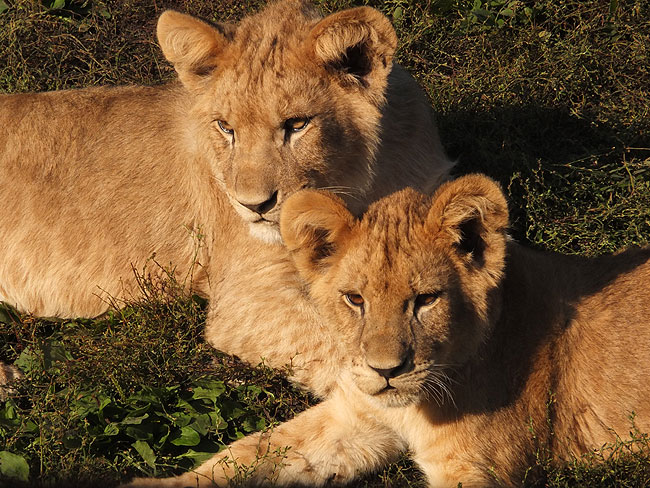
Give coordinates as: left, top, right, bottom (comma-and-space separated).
216, 120, 234, 135
344, 293, 364, 308
284, 117, 310, 133
415, 292, 441, 309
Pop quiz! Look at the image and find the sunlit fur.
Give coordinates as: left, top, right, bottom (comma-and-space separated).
126, 175, 650, 487
0, 0, 451, 316
1, 0, 452, 396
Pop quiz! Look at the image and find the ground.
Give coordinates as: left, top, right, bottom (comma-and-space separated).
1, 0, 649, 486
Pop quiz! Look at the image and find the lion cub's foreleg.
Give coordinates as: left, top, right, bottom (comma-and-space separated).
122, 388, 404, 487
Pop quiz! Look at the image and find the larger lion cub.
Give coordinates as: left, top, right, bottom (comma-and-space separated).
0, 0, 450, 318
125, 174, 650, 487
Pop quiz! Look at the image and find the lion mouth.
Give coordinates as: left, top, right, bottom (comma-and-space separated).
370, 384, 422, 408
253, 217, 278, 225
246, 218, 283, 244
359, 368, 433, 406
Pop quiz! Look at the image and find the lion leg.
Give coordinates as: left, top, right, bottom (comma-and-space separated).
121, 387, 404, 487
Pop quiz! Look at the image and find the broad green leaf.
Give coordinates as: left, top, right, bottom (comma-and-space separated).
98, 396, 112, 413
125, 425, 155, 441
121, 404, 151, 418
23, 420, 39, 433
0, 451, 29, 481
132, 440, 156, 468
191, 380, 225, 401
154, 424, 170, 449
15, 348, 39, 376
0, 1, 9, 14
209, 411, 228, 431
171, 413, 192, 428
222, 402, 247, 420
121, 414, 149, 425
191, 386, 224, 403
104, 423, 120, 436
0, 399, 17, 420
242, 416, 266, 433
190, 413, 213, 436
179, 449, 221, 467
50, 0, 65, 9
170, 426, 200, 446
471, 8, 491, 21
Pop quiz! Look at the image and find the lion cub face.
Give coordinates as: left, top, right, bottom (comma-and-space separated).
156, 1, 397, 243
281, 175, 509, 407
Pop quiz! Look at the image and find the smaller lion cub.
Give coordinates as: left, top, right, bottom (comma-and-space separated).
124, 175, 650, 487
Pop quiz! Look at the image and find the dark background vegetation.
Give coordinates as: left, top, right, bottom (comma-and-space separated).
1, 0, 649, 486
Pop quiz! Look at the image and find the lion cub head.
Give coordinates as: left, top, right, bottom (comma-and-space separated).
157, 0, 398, 243
280, 175, 509, 407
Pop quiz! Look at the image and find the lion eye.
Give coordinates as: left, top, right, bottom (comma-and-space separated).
415, 292, 441, 309
284, 117, 310, 133
344, 293, 364, 308
216, 120, 234, 135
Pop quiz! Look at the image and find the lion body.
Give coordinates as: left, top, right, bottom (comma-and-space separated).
126, 176, 650, 487
0, 85, 219, 316
370, 241, 650, 487
1, 0, 450, 392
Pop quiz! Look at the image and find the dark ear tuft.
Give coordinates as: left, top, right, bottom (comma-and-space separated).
329, 43, 373, 86
457, 218, 486, 264
427, 174, 509, 276
280, 190, 355, 282
306, 7, 397, 96
157, 10, 228, 90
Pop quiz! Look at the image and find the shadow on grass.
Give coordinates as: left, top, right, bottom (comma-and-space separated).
439, 105, 650, 254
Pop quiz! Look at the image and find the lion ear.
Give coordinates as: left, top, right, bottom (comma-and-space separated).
428, 174, 509, 272
306, 6, 397, 100
157, 10, 229, 90
280, 190, 355, 282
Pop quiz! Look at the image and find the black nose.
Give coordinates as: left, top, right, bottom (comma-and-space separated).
369, 354, 414, 380
239, 191, 278, 215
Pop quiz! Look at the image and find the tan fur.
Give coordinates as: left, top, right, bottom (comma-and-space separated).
0, 0, 451, 390
0, 363, 22, 400
125, 175, 650, 487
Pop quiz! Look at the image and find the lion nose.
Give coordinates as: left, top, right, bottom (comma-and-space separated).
238, 190, 278, 215
368, 353, 414, 380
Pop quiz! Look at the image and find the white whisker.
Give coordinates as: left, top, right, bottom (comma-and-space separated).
316, 186, 364, 202
419, 364, 457, 408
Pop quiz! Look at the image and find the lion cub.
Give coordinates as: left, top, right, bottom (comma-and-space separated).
125, 174, 650, 487
1, 0, 451, 396
0, 0, 450, 318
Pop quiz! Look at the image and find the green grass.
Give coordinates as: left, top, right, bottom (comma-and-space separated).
1, 0, 650, 486
0, 271, 311, 486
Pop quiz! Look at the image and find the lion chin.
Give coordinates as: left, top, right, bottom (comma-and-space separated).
247, 221, 283, 245
370, 387, 423, 408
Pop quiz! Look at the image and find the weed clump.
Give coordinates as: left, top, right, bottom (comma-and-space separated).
0, 270, 310, 486
526, 421, 650, 487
